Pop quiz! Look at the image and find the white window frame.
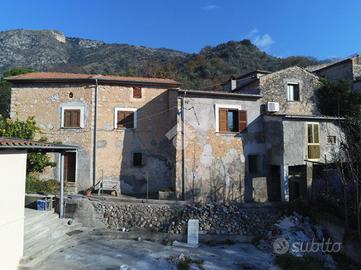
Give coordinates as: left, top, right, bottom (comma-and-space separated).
215, 104, 242, 132
287, 82, 300, 102
61, 105, 85, 128
114, 107, 138, 129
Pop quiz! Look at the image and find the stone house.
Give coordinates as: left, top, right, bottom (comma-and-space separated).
8, 72, 180, 195
223, 66, 344, 201
8, 67, 344, 202
312, 55, 361, 92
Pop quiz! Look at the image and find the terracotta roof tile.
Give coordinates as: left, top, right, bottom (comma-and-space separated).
5, 72, 180, 86
0, 137, 77, 150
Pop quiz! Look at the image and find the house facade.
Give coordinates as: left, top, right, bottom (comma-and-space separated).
223, 66, 344, 201
312, 55, 361, 92
8, 67, 344, 202
8, 73, 180, 195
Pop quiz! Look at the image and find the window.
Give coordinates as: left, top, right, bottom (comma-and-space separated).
115, 108, 137, 129
63, 109, 81, 128
248, 155, 259, 174
307, 123, 320, 160
133, 153, 143, 166
327, 135, 336, 145
218, 107, 247, 133
133, 87, 142, 99
287, 83, 300, 101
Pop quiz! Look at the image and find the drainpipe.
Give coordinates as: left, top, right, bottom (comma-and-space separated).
92, 79, 99, 186
59, 152, 64, 218
181, 92, 186, 200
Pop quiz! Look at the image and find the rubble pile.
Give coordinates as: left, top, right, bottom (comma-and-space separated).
259, 212, 338, 270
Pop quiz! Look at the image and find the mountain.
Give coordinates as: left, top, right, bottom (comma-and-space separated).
0, 29, 321, 89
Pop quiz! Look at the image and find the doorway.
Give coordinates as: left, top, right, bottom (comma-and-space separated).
63, 152, 76, 183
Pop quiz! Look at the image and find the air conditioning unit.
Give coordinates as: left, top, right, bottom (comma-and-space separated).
267, 102, 279, 113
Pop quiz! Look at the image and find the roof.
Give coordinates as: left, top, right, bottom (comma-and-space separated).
234, 70, 271, 80
5, 72, 181, 87
0, 137, 78, 152
265, 114, 345, 121
222, 70, 270, 86
178, 89, 262, 99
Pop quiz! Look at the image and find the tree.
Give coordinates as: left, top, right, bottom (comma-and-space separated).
0, 116, 55, 173
0, 68, 33, 117
316, 78, 361, 235
315, 79, 361, 117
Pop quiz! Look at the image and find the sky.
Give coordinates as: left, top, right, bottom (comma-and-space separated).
0, 0, 360, 60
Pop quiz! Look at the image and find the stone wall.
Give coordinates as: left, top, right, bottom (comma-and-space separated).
259, 66, 321, 115
315, 60, 354, 81
11, 83, 94, 190
11, 82, 177, 194
66, 197, 284, 236
353, 80, 361, 93
353, 64, 361, 80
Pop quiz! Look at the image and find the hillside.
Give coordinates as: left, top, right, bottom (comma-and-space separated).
0, 29, 321, 88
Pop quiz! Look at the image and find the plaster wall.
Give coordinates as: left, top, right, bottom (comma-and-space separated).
0, 150, 27, 270
175, 95, 267, 202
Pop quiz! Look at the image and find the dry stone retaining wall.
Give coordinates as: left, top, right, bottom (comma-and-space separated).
87, 199, 284, 236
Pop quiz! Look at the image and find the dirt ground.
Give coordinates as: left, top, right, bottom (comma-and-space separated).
37, 238, 278, 270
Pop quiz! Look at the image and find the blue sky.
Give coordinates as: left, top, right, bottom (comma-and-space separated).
0, 0, 360, 59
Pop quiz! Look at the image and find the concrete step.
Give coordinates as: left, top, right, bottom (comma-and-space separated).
24, 214, 60, 241
20, 229, 89, 269
22, 208, 88, 269
24, 222, 66, 252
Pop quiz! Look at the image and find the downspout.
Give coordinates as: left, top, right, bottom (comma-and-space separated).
59, 152, 64, 218
181, 91, 186, 200
92, 79, 98, 186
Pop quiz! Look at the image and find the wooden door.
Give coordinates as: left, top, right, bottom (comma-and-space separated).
63, 152, 76, 182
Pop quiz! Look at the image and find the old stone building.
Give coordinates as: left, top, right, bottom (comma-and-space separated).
8, 67, 344, 202
223, 66, 344, 201
312, 55, 361, 92
8, 72, 180, 195
174, 90, 265, 202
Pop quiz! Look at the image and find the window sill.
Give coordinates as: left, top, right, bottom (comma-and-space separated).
216, 131, 243, 136
61, 127, 83, 130
114, 128, 136, 131
287, 100, 301, 103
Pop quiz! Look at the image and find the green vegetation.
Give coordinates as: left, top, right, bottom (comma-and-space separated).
275, 254, 325, 270
26, 175, 60, 194
0, 116, 55, 174
0, 30, 320, 90
316, 79, 361, 117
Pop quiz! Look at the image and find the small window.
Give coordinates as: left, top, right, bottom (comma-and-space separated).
287, 83, 300, 101
133, 153, 143, 166
219, 108, 247, 133
248, 155, 259, 174
327, 135, 336, 145
133, 87, 142, 99
117, 110, 135, 129
63, 109, 81, 128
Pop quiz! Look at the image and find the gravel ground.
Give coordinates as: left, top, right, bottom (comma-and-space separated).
37, 239, 278, 270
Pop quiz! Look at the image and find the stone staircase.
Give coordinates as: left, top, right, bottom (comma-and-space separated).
19, 208, 87, 269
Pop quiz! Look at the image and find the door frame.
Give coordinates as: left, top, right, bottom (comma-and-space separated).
61, 150, 78, 184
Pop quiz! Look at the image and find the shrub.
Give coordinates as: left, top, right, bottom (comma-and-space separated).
26, 175, 60, 194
